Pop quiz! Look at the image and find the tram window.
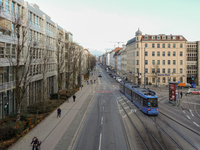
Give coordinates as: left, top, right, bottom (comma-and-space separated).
143, 99, 147, 107
147, 98, 158, 107
140, 97, 143, 105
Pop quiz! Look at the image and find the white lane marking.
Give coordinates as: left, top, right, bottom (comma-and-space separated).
99, 133, 102, 150
186, 115, 191, 120
121, 102, 126, 105
183, 111, 185, 113
122, 115, 127, 118
189, 109, 194, 116
193, 122, 200, 127
101, 117, 103, 124
182, 101, 200, 105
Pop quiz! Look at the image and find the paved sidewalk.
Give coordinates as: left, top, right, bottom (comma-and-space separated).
8, 81, 97, 150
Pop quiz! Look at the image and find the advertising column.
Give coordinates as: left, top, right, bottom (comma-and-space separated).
169, 82, 178, 104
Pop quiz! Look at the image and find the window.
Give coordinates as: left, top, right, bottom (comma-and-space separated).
17, 4, 19, 16
0, 0, 3, 10
162, 36, 166, 40
6, 44, 10, 57
168, 77, 171, 82
180, 68, 183, 73
162, 68, 165, 73
0, 47, 4, 58
157, 68, 160, 73
11, 2, 15, 15
179, 36, 183, 40
152, 51, 155, 56
168, 60, 170, 65
162, 44, 165, 48
29, 12, 32, 23
157, 60, 160, 65
152, 78, 155, 83
168, 68, 170, 73
167, 36, 171, 40
136, 51, 139, 56
173, 44, 176, 48
152, 60, 155, 65
136, 37, 138, 41
173, 51, 176, 56
136, 60, 139, 65
157, 44, 160, 48
33, 14, 35, 25
173, 77, 176, 82
144, 36, 148, 39
180, 51, 183, 56
39, 18, 41, 28
152, 36, 155, 39
157, 51, 160, 56
152, 43, 155, 48
145, 43, 148, 48
36, 16, 38, 27
180, 44, 183, 48
173, 36, 176, 40
162, 60, 165, 65
145, 68, 148, 73
152, 68, 155, 73
12, 44, 15, 58
145, 51, 148, 56
168, 44, 170, 48
158, 77, 160, 83
137, 43, 138, 48
180, 60, 183, 65
136, 68, 139, 73
157, 36, 160, 40
5, 0, 9, 12
163, 77, 166, 83
168, 51, 170, 56
145, 60, 148, 65
173, 68, 176, 73
173, 60, 176, 65
162, 52, 165, 56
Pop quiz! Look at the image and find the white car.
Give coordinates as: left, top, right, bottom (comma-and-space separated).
187, 88, 200, 94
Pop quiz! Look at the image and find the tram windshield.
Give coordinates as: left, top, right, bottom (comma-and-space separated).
147, 98, 158, 107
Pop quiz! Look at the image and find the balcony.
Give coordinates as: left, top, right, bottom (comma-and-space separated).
0, 81, 15, 92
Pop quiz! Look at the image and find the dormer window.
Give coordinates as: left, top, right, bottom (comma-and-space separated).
167, 36, 171, 40
157, 36, 160, 40
144, 36, 148, 39
152, 36, 155, 40
179, 36, 183, 40
172, 36, 176, 40
162, 36, 166, 40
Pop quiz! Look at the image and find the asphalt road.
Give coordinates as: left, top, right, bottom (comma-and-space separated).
74, 66, 128, 150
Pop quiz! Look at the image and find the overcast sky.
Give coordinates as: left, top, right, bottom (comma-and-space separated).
27, 0, 200, 54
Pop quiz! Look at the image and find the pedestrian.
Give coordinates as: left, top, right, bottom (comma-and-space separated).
57, 107, 61, 118
94, 79, 95, 83
30, 137, 39, 150
87, 81, 89, 85
180, 91, 183, 99
73, 95, 76, 102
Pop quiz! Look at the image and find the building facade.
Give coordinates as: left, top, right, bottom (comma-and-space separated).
126, 29, 187, 85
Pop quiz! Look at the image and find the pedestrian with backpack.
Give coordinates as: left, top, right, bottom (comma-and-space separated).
30, 137, 40, 150
57, 107, 61, 118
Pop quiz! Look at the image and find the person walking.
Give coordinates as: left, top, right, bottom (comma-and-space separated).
180, 91, 183, 99
30, 137, 39, 150
94, 79, 95, 83
87, 81, 89, 85
73, 95, 76, 102
57, 107, 61, 118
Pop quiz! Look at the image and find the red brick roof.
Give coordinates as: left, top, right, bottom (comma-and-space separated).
112, 47, 121, 52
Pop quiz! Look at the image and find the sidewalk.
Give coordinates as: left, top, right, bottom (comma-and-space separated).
8, 81, 97, 150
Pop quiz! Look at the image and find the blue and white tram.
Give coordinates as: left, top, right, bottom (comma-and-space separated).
132, 88, 158, 115
119, 81, 125, 94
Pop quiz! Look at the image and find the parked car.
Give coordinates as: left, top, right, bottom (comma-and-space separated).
187, 88, 200, 94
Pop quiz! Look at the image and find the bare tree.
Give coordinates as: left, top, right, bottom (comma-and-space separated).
0, 12, 37, 120
151, 63, 159, 87
56, 35, 65, 99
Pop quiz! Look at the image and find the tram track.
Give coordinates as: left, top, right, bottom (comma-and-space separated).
110, 79, 198, 150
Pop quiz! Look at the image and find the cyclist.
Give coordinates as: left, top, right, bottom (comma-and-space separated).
30, 137, 40, 150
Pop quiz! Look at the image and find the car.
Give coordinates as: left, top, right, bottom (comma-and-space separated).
98, 73, 102, 77
187, 88, 200, 94
185, 83, 191, 88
